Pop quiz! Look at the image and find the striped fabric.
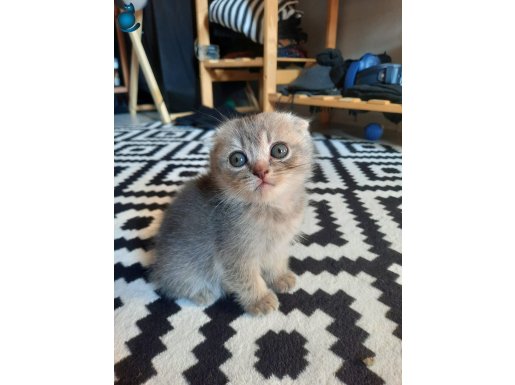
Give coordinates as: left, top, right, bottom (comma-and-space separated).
209, 0, 302, 44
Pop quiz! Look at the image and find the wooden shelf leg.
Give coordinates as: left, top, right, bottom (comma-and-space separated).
195, 0, 214, 107
262, 0, 278, 112
322, 0, 340, 125
199, 65, 214, 107
319, 108, 331, 126
325, 0, 340, 48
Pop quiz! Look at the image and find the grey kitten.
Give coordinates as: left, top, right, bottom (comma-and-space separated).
150, 112, 313, 315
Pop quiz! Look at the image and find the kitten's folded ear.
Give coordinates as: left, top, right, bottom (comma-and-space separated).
289, 114, 311, 132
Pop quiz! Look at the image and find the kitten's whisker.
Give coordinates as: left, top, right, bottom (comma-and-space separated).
191, 109, 226, 126
212, 107, 231, 123
272, 162, 312, 175
295, 232, 308, 243
282, 162, 312, 169
209, 183, 248, 216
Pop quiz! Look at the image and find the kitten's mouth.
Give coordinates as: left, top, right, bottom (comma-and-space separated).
255, 180, 275, 191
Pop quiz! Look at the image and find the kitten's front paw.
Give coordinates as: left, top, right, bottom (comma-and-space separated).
271, 271, 297, 293
246, 291, 279, 315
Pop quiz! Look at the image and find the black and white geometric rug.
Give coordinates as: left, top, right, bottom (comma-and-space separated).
114, 121, 402, 385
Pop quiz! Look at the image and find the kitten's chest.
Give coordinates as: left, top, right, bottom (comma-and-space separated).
217, 194, 307, 256
245, 200, 305, 244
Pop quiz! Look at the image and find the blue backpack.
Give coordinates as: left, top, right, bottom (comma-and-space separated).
343, 52, 402, 90
343, 53, 382, 90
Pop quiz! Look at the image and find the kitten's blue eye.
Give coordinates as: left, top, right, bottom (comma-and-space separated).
229, 151, 247, 167
271, 142, 289, 159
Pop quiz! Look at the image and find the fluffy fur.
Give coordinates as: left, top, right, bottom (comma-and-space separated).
151, 112, 314, 315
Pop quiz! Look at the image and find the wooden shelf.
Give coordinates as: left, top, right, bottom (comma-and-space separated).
114, 86, 128, 94
269, 93, 402, 114
207, 69, 261, 82
195, 0, 381, 116
204, 58, 263, 68
277, 57, 316, 63
203, 57, 316, 68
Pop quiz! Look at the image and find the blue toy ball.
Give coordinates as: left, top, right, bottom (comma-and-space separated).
364, 123, 384, 141
118, 12, 136, 31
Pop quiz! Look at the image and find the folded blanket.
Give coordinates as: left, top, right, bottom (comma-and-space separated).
209, 0, 303, 44
344, 84, 402, 124
278, 65, 340, 96
344, 84, 402, 104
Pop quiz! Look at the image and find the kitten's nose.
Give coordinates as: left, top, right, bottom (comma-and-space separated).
252, 162, 269, 180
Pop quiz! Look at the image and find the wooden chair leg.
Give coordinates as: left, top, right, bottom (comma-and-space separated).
127, 28, 171, 124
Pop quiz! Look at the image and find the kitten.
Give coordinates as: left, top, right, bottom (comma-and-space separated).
150, 112, 313, 315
